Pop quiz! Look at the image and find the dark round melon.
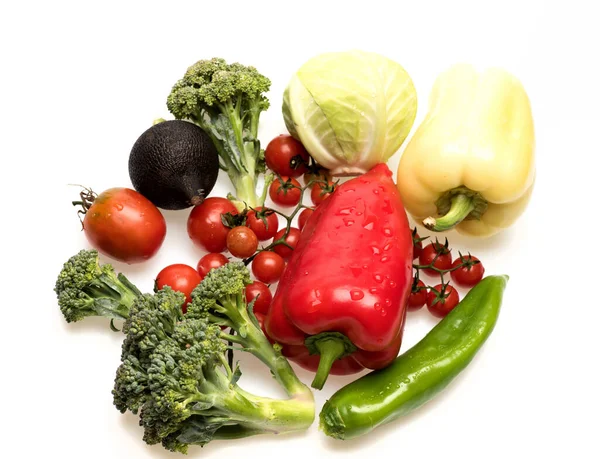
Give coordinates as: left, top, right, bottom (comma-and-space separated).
128, 120, 220, 210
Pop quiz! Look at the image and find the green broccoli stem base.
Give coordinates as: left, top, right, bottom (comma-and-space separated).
219, 386, 315, 434
230, 173, 261, 211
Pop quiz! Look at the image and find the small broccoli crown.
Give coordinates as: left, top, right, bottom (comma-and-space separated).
193, 261, 251, 301
54, 249, 103, 295
55, 250, 140, 323
167, 57, 271, 119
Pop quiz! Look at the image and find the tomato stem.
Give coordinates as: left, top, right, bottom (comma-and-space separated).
70, 185, 97, 227
243, 178, 324, 265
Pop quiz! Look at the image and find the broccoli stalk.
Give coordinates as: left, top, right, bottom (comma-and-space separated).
54, 249, 141, 323
166, 58, 271, 210
187, 262, 309, 397
55, 252, 314, 453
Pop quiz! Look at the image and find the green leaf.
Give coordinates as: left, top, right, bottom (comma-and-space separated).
175, 417, 226, 446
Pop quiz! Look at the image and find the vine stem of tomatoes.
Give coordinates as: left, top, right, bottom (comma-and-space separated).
411, 235, 481, 298
242, 177, 326, 266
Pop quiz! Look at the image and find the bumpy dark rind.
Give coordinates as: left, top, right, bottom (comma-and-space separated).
129, 120, 219, 210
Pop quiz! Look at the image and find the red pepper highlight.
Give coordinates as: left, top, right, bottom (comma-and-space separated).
265, 164, 413, 389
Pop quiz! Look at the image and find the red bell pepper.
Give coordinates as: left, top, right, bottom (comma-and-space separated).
265, 164, 413, 389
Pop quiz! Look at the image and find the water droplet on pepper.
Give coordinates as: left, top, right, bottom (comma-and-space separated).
350, 290, 364, 300
381, 199, 393, 214
336, 207, 354, 216
362, 215, 377, 231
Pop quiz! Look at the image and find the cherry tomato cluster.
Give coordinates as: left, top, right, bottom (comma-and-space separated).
155, 135, 332, 318
266, 135, 336, 208
407, 228, 485, 318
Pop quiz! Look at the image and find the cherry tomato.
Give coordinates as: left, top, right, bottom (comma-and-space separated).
265, 134, 309, 177
412, 229, 424, 260
81, 187, 166, 264
155, 264, 202, 313
407, 280, 427, 311
303, 167, 331, 186
450, 255, 485, 287
272, 228, 301, 259
246, 207, 279, 241
269, 177, 302, 207
187, 197, 237, 253
419, 240, 452, 276
226, 226, 259, 259
311, 180, 336, 206
252, 251, 285, 284
197, 253, 229, 278
426, 284, 460, 318
298, 208, 314, 230
245, 281, 273, 315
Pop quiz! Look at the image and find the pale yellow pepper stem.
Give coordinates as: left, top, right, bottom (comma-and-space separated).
423, 194, 475, 232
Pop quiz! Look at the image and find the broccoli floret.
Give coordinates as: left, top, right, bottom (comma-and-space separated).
113, 263, 314, 453
114, 287, 186, 413
187, 261, 251, 327
54, 249, 141, 323
167, 58, 272, 210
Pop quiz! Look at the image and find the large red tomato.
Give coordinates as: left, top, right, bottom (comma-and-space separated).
187, 197, 238, 253
82, 187, 166, 264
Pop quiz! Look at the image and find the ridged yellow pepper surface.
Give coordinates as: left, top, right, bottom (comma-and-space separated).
396, 64, 535, 237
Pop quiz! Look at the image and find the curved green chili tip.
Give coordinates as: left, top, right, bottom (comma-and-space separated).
320, 275, 508, 440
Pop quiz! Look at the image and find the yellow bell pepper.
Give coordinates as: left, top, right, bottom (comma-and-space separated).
396, 64, 535, 237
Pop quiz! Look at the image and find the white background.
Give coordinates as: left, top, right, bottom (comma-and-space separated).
1, 1, 599, 458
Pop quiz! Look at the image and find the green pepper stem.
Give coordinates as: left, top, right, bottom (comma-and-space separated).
311, 338, 347, 390
423, 193, 475, 232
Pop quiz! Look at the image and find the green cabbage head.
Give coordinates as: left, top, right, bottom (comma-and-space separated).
283, 50, 418, 176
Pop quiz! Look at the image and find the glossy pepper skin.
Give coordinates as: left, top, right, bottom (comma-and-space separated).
396, 64, 535, 237
265, 164, 413, 389
320, 275, 508, 440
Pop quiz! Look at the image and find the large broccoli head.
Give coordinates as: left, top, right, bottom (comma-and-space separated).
113, 285, 231, 453
167, 57, 271, 119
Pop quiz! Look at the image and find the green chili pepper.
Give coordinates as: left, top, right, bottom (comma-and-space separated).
320, 275, 508, 440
